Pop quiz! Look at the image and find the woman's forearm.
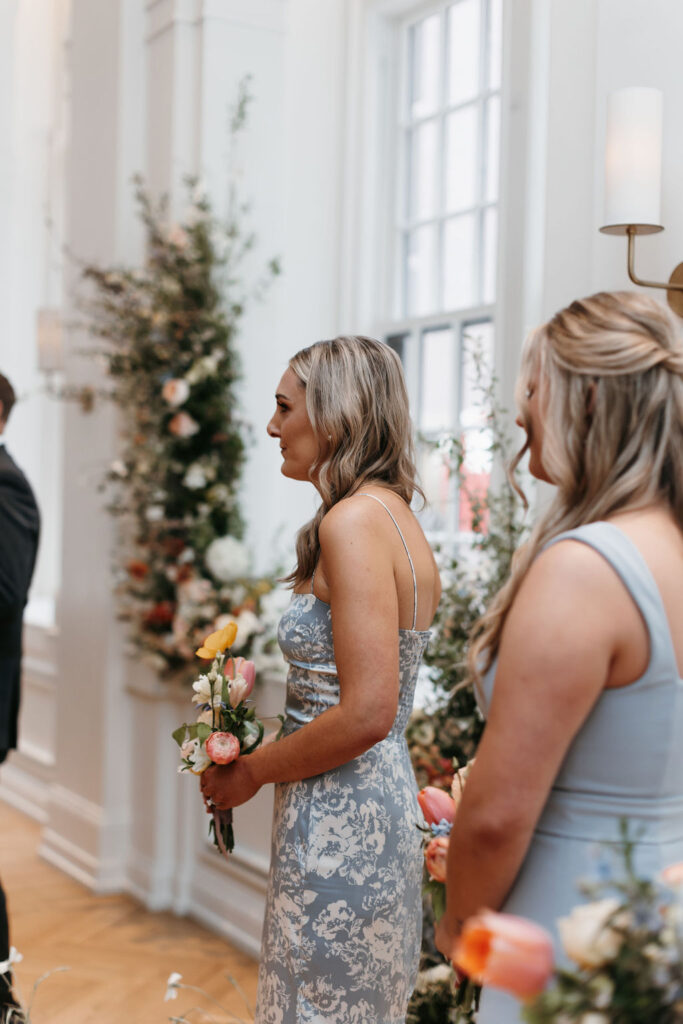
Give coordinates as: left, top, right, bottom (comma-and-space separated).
246, 704, 388, 789
444, 807, 534, 928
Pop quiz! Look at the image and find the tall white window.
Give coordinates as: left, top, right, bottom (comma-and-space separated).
382, 0, 503, 538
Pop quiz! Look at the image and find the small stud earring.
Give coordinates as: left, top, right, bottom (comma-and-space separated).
327, 434, 332, 441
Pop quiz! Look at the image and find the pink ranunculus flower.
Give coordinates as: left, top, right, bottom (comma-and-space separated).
454, 910, 554, 1001
168, 411, 200, 438
225, 656, 256, 707
418, 785, 456, 826
205, 731, 240, 765
424, 835, 449, 883
661, 861, 683, 888
162, 377, 190, 407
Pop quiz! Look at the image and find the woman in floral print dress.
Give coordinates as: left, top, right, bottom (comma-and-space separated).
201, 336, 441, 1024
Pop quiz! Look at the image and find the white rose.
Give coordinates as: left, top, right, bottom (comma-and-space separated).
558, 898, 627, 969
183, 463, 207, 490
204, 536, 250, 582
579, 1016, 610, 1024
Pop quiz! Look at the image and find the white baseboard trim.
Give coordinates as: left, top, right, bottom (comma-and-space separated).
0, 758, 50, 823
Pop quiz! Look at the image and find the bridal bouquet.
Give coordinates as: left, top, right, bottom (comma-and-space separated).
453, 827, 683, 1023
173, 621, 264, 856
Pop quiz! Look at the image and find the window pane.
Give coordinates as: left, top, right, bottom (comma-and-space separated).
420, 327, 457, 432
408, 119, 439, 221
484, 95, 500, 202
406, 225, 438, 317
459, 427, 493, 532
445, 105, 478, 212
482, 207, 497, 304
447, 0, 481, 106
461, 320, 494, 427
409, 14, 441, 120
418, 444, 453, 532
487, 0, 503, 90
442, 214, 477, 310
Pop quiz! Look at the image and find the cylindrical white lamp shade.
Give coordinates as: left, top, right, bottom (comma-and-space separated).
602, 86, 663, 235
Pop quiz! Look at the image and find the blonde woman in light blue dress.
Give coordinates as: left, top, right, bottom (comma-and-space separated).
435, 291, 683, 1022
201, 336, 441, 1024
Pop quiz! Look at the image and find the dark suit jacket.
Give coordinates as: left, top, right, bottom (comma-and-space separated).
0, 445, 40, 758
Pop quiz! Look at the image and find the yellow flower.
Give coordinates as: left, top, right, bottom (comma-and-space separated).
195, 622, 238, 659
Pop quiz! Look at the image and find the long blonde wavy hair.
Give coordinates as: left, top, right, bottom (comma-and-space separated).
283, 335, 423, 589
468, 290, 683, 686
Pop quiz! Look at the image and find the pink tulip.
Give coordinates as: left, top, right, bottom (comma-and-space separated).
661, 862, 683, 887
168, 411, 200, 438
225, 657, 256, 707
418, 786, 456, 826
205, 731, 240, 765
424, 836, 449, 882
454, 910, 554, 1001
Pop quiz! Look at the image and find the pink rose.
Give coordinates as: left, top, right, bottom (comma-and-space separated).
205, 732, 240, 765
169, 411, 200, 438
424, 835, 449, 883
454, 910, 554, 1001
418, 786, 456, 826
225, 656, 256, 707
162, 378, 190, 407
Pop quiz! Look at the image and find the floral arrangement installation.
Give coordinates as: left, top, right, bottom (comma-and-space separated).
78, 79, 283, 681
407, 346, 530, 1021
173, 621, 265, 856
453, 827, 683, 1023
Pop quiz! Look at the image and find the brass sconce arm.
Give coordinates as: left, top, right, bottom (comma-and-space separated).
625, 227, 683, 316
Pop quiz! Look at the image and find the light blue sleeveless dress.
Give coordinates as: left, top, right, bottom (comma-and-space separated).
254, 494, 431, 1024
477, 522, 683, 1023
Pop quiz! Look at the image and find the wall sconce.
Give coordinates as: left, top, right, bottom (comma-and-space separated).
599, 87, 683, 316
37, 308, 95, 413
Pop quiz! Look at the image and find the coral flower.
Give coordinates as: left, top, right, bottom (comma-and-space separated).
206, 731, 240, 765
196, 622, 238, 659
424, 836, 449, 882
168, 411, 200, 438
418, 786, 456, 826
127, 559, 149, 580
454, 910, 554, 1001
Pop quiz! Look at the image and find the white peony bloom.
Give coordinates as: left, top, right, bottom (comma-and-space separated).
558, 898, 628, 969
145, 505, 164, 522
183, 463, 208, 490
205, 535, 250, 582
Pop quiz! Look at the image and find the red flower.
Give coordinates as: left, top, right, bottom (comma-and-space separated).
127, 559, 149, 580
143, 601, 175, 628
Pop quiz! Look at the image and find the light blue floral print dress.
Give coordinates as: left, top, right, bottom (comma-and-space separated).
254, 495, 431, 1024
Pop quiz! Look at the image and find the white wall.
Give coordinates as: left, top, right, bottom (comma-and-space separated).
2, 0, 683, 957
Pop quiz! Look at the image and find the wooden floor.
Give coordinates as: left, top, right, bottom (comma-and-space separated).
0, 802, 259, 1023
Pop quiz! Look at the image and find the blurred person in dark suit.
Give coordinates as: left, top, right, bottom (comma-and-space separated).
0, 372, 39, 1019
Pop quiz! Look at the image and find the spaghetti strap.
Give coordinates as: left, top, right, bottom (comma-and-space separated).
357, 492, 418, 630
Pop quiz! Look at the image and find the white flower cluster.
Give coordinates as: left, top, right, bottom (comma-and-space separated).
204, 535, 250, 582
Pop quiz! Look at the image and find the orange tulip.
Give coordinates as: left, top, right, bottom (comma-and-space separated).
418, 786, 456, 826
454, 910, 554, 1001
425, 836, 449, 882
195, 622, 238, 659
